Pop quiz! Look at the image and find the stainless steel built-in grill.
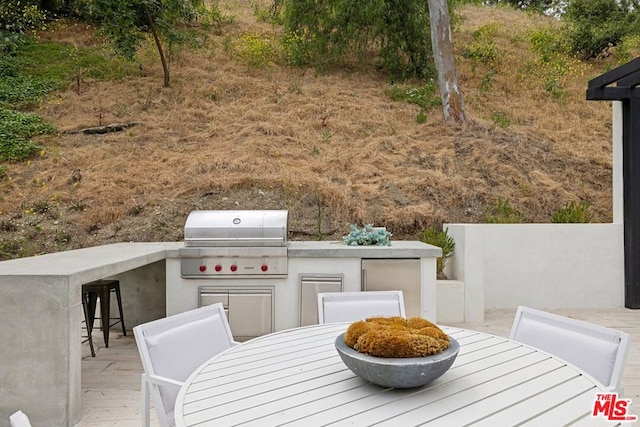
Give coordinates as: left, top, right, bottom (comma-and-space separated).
179, 210, 288, 279
176, 210, 288, 340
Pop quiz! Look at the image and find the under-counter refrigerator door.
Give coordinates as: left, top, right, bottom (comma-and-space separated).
362, 259, 421, 318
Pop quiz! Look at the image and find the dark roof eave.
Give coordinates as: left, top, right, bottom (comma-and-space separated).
588, 57, 640, 89
586, 86, 640, 101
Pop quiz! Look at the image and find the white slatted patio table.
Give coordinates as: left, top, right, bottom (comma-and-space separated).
174, 322, 623, 426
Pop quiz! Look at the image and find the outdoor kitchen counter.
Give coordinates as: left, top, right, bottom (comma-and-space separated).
287, 240, 442, 258
0, 241, 183, 277
0, 241, 440, 426
0, 242, 183, 427
162, 240, 442, 258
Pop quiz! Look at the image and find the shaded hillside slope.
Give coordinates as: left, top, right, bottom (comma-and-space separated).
0, 3, 617, 258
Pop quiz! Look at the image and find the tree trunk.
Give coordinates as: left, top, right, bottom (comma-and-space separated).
427, 0, 466, 124
145, 5, 171, 88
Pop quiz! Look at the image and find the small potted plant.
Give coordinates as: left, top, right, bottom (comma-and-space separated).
342, 224, 392, 246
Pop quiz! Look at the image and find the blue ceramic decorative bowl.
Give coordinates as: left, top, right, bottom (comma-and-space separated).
335, 333, 459, 388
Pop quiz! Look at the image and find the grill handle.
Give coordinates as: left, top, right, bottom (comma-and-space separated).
184, 237, 286, 243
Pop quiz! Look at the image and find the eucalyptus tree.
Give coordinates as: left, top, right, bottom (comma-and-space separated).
428, 0, 466, 124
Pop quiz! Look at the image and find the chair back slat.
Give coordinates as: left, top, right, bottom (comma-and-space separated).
510, 306, 630, 392
318, 291, 406, 323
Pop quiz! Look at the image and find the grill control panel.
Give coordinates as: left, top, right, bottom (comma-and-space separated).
181, 256, 287, 278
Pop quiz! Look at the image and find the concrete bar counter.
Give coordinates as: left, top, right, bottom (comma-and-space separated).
0, 242, 181, 426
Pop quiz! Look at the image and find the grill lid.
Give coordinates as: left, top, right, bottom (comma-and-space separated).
183, 210, 288, 247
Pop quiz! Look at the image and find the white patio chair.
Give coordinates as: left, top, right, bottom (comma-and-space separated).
317, 291, 406, 324
8, 410, 31, 427
133, 303, 239, 427
510, 306, 630, 394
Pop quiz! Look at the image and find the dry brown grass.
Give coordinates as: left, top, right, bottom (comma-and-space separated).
0, 3, 616, 257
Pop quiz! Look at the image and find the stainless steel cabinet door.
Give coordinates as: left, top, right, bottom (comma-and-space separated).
362, 259, 421, 318
228, 289, 273, 339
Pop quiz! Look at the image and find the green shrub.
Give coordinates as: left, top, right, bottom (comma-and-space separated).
0, 237, 37, 260
529, 27, 569, 59
232, 33, 280, 67
280, 30, 317, 67
486, 198, 525, 223
0, 107, 56, 162
420, 225, 455, 279
479, 69, 497, 92
551, 201, 593, 223
524, 27, 579, 101
461, 23, 501, 65
0, 74, 60, 109
385, 82, 441, 109
614, 33, 640, 64
0, 239, 22, 260
491, 111, 510, 128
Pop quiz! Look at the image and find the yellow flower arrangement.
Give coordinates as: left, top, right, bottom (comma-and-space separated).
343, 316, 450, 358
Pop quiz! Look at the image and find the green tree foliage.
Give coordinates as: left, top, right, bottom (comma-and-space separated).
90, 0, 211, 86
0, 1, 47, 33
272, 0, 436, 79
563, 0, 640, 59
1, 0, 216, 87
484, 0, 557, 13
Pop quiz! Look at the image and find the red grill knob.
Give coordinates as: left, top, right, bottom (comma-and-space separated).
261, 264, 268, 272
214, 264, 222, 272
230, 264, 238, 272
199, 265, 207, 272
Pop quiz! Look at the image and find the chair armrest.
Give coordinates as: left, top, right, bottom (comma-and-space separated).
145, 373, 184, 388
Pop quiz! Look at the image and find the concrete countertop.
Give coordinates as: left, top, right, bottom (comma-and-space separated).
0, 242, 182, 279
0, 240, 440, 278
165, 240, 442, 259
288, 240, 442, 258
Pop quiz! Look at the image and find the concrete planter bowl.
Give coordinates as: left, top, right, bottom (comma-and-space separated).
335, 333, 460, 388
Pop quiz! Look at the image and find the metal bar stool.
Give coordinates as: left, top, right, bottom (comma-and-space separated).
81, 290, 96, 357
82, 279, 126, 356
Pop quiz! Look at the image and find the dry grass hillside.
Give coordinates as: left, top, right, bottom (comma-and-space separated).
0, 2, 620, 258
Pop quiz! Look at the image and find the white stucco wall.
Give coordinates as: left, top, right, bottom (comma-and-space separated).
444, 224, 625, 320
442, 103, 624, 320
